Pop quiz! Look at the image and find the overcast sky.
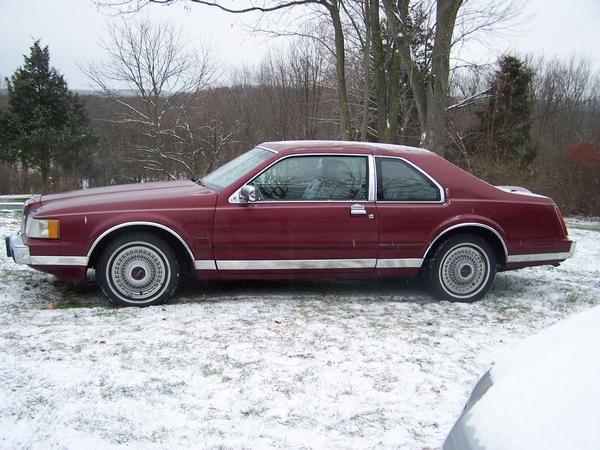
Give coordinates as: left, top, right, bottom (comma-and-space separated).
1, 0, 599, 90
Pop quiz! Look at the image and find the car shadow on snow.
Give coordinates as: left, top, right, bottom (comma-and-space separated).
24, 266, 565, 311
44, 275, 438, 309
174, 276, 437, 305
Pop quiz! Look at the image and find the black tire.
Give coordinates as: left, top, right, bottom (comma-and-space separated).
429, 234, 496, 302
97, 232, 180, 307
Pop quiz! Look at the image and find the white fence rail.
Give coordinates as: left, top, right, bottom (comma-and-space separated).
0, 194, 36, 210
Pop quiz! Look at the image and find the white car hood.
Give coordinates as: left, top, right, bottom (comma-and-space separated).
465, 305, 600, 450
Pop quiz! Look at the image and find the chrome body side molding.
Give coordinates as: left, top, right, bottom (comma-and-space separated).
194, 260, 218, 270
376, 258, 423, 268
7, 228, 575, 271
214, 258, 424, 270
30, 256, 88, 266
216, 259, 377, 270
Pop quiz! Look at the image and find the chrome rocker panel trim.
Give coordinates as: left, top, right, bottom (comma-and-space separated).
194, 260, 217, 270
376, 258, 423, 268
31, 256, 88, 266
217, 258, 377, 270
215, 258, 424, 270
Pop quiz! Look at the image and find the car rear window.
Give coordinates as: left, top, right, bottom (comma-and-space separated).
376, 157, 441, 202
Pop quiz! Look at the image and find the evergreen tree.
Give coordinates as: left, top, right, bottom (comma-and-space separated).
478, 55, 536, 167
0, 41, 96, 189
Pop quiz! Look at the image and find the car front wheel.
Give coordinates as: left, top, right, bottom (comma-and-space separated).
97, 232, 180, 307
430, 234, 496, 302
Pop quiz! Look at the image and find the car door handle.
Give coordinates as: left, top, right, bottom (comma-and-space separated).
350, 204, 367, 216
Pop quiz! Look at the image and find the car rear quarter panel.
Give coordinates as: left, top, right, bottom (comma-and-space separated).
390, 151, 569, 260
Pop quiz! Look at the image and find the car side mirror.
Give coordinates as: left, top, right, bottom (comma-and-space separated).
239, 185, 256, 203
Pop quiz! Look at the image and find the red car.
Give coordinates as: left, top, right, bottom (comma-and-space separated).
5, 141, 574, 307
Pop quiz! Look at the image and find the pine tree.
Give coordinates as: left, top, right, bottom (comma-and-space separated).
478, 55, 536, 167
0, 41, 96, 190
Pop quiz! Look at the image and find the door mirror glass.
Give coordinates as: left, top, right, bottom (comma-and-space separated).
239, 184, 256, 203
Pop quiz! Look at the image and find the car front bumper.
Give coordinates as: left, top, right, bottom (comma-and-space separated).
5, 232, 31, 265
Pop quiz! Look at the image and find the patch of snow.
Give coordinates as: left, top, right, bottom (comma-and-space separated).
494, 186, 547, 198
0, 215, 599, 449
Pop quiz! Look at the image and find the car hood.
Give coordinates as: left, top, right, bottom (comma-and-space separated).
445, 305, 600, 450
33, 180, 217, 216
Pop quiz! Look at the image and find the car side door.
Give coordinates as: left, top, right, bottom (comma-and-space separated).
375, 156, 447, 270
212, 153, 378, 273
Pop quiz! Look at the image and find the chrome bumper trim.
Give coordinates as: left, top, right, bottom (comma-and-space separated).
5, 232, 31, 265
5, 233, 88, 266
506, 242, 576, 263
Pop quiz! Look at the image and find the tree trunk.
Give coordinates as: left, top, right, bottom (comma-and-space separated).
326, 1, 352, 140
387, 45, 400, 143
424, 0, 463, 155
382, 0, 427, 142
369, 0, 388, 142
40, 164, 49, 193
359, 0, 371, 141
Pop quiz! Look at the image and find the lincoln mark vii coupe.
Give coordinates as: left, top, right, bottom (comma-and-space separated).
6, 141, 574, 307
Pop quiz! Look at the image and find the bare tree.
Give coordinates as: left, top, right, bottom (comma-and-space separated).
82, 19, 222, 179
287, 38, 328, 139
381, 0, 525, 152
96, 0, 354, 140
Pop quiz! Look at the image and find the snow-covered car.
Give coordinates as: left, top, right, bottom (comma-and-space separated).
443, 305, 600, 450
5, 141, 574, 307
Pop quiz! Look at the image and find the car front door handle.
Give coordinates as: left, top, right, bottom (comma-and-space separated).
350, 204, 367, 216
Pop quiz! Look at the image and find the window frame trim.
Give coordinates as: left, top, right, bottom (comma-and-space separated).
228, 153, 375, 204
374, 155, 446, 204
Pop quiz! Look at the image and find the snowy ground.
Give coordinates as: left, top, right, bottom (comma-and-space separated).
0, 211, 599, 449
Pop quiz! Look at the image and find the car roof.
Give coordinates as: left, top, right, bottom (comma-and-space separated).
258, 140, 436, 157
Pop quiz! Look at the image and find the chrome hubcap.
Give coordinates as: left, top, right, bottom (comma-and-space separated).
109, 244, 169, 302
440, 245, 488, 296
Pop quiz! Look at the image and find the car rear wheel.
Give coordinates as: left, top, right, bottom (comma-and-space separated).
97, 232, 180, 307
429, 234, 496, 302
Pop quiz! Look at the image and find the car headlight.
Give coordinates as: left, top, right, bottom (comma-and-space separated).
26, 217, 60, 239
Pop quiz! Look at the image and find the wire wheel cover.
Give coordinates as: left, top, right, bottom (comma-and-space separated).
109, 244, 169, 301
440, 245, 489, 296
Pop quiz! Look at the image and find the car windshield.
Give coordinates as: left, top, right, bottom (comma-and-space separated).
200, 147, 274, 190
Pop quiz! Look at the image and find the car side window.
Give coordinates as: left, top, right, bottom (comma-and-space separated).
376, 157, 441, 202
251, 155, 368, 201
